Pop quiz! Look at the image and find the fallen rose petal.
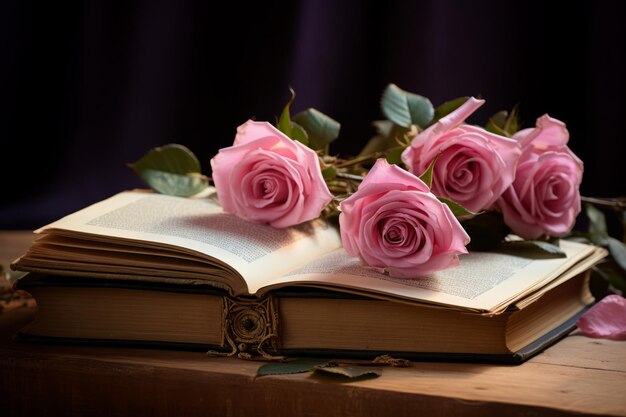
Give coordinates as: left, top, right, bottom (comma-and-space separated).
576, 295, 626, 340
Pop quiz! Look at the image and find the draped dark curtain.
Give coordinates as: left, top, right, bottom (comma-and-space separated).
2, 0, 625, 229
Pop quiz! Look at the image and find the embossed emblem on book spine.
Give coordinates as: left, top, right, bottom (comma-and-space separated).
207, 296, 284, 361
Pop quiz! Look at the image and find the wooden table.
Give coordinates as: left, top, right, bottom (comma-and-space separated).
1, 231, 625, 417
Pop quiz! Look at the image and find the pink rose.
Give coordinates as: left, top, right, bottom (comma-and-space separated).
339, 159, 470, 278
576, 295, 626, 340
210, 120, 333, 228
496, 115, 583, 239
401, 97, 521, 212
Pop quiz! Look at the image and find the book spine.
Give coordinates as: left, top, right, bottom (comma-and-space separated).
206, 296, 283, 361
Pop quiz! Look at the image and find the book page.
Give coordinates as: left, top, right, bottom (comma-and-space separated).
18, 190, 604, 311
260, 240, 600, 313
28, 191, 342, 294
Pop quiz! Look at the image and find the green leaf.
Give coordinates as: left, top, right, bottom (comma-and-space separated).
128, 144, 208, 197
381, 83, 434, 128
359, 122, 408, 156
312, 366, 381, 380
606, 271, 626, 293
293, 108, 340, 149
433, 96, 469, 123
438, 197, 475, 218
290, 121, 309, 146
385, 147, 404, 165
504, 105, 520, 135
485, 108, 520, 137
592, 265, 626, 294
419, 154, 440, 188
129, 144, 202, 176
461, 211, 511, 251
586, 204, 609, 246
496, 240, 566, 259
372, 119, 394, 137
359, 135, 388, 157
257, 358, 330, 377
138, 169, 209, 197
589, 262, 626, 299
322, 166, 337, 180
607, 237, 626, 273
277, 87, 296, 137
485, 111, 509, 136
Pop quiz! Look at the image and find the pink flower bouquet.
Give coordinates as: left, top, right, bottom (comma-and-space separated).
131, 84, 624, 287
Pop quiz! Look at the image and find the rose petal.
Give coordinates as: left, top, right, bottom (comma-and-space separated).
576, 295, 626, 340
519, 114, 569, 150
234, 120, 293, 146
415, 97, 485, 148
359, 158, 430, 192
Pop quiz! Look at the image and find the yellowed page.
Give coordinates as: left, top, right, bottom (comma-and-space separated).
26, 190, 342, 294
17, 189, 604, 312
261, 240, 600, 313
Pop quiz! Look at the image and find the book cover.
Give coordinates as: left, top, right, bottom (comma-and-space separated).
14, 269, 595, 364
10, 191, 608, 363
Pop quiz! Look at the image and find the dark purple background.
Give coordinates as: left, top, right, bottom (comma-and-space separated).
2, 0, 625, 229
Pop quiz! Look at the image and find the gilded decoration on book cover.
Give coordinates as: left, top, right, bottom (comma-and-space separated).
208, 296, 282, 360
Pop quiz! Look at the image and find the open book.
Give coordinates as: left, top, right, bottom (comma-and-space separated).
11, 190, 607, 362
